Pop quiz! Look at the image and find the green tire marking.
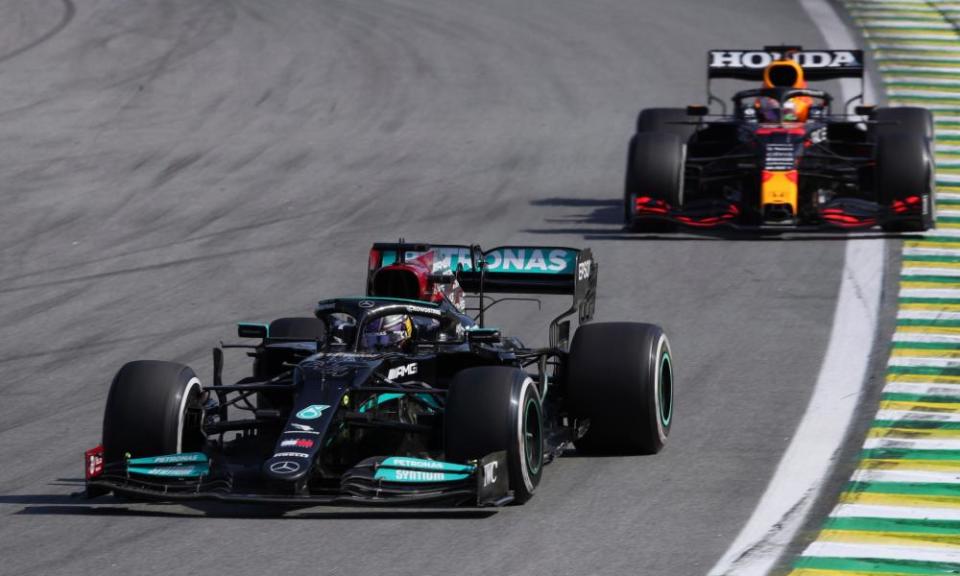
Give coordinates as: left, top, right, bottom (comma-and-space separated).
659, 351, 673, 428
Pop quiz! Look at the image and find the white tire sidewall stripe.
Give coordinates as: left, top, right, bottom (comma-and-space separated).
177, 376, 202, 453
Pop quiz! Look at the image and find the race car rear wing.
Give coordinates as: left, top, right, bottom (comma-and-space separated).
368, 242, 598, 349
706, 46, 865, 111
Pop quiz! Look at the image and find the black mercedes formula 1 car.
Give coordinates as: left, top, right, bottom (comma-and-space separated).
625, 46, 935, 232
84, 242, 674, 506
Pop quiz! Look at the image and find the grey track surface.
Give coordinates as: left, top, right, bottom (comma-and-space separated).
0, 1, 852, 575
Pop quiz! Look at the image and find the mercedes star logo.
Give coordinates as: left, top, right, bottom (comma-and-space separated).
358, 300, 375, 309
269, 460, 301, 474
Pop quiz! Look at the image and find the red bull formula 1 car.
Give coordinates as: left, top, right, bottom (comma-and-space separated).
625, 46, 935, 232
83, 242, 674, 506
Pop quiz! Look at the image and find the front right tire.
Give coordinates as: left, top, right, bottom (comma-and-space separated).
624, 132, 685, 232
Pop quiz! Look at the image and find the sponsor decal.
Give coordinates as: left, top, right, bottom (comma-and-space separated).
387, 362, 418, 381
764, 143, 796, 171
484, 248, 575, 274
127, 464, 209, 478
380, 457, 475, 473
382, 247, 578, 275
127, 453, 208, 465
358, 300, 375, 309
281, 438, 315, 448
373, 468, 470, 482
374, 468, 471, 483
404, 305, 442, 316
296, 404, 330, 420
577, 259, 592, 281
709, 50, 861, 69
273, 452, 310, 458
396, 470, 444, 482
483, 460, 499, 487
269, 460, 301, 474
391, 458, 443, 470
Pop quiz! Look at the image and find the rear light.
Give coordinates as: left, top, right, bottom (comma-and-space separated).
785, 171, 798, 183
85, 445, 104, 480
367, 249, 381, 272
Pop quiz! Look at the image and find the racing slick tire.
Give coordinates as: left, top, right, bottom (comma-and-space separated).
269, 317, 326, 340
871, 107, 934, 142
625, 132, 685, 232
636, 108, 696, 142
254, 317, 326, 378
877, 133, 935, 232
445, 366, 544, 504
567, 322, 673, 455
102, 361, 205, 462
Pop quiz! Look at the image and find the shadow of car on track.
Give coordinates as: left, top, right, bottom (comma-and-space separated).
0, 489, 497, 520
523, 197, 919, 242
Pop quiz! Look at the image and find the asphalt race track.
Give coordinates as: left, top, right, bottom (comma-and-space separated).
0, 1, 883, 574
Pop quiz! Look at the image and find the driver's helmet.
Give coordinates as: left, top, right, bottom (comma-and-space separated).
753, 96, 811, 123
362, 314, 413, 351
782, 97, 811, 123
754, 97, 781, 123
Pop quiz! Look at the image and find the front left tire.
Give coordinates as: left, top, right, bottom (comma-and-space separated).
445, 366, 544, 504
103, 360, 205, 462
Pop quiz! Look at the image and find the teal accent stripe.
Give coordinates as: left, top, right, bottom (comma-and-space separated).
892, 342, 960, 350
902, 255, 960, 263
824, 516, 960, 534
900, 297, 960, 304
882, 393, 960, 402
898, 317, 960, 325
861, 448, 960, 461
888, 366, 960, 377
874, 420, 960, 430
794, 556, 960, 574
845, 481, 960, 497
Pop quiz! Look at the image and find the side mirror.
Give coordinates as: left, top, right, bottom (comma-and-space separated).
238, 323, 269, 339
687, 105, 709, 117
855, 104, 876, 116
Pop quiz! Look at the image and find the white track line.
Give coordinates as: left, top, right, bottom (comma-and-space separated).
832, 503, 960, 521
706, 9, 883, 572
888, 357, 960, 369
803, 542, 960, 562
851, 469, 960, 483
898, 310, 960, 319
883, 382, 960, 395
894, 333, 960, 344
864, 437, 960, 450
876, 410, 960, 422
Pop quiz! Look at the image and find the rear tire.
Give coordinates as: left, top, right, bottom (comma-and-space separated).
877, 133, 935, 232
567, 323, 673, 454
254, 317, 326, 378
625, 132, 685, 233
269, 317, 326, 340
871, 107, 934, 141
636, 108, 696, 142
445, 366, 543, 504
102, 361, 205, 462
